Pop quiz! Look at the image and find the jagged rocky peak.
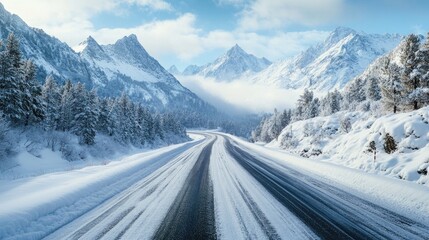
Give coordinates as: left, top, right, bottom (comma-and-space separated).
168, 65, 180, 75
327, 27, 357, 42
183, 65, 201, 75
226, 44, 247, 56
105, 34, 152, 63
192, 44, 272, 81
77, 36, 100, 51
76, 36, 112, 62
113, 34, 145, 50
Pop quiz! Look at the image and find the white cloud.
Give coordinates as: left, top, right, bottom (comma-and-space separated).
178, 75, 301, 114
239, 0, 344, 30
1, 0, 328, 68
90, 15, 327, 63
1, 0, 172, 46
215, 0, 247, 7
126, 0, 172, 10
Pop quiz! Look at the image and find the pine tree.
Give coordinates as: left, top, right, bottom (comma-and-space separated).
346, 78, 366, 108
42, 75, 61, 131
0, 33, 24, 124
401, 34, 420, 110
21, 60, 44, 125
415, 33, 429, 106
71, 84, 98, 145
381, 59, 402, 113
142, 108, 155, 142
6, 33, 21, 69
331, 90, 342, 113
112, 93, 133, 144
79, 90, 98, 145
97, 98, 113, 136
153, 114, 164, 140
59, 80, 74, 131
366, 77, 381, 101
306, 98, 320, 119
294, 89, 314, 121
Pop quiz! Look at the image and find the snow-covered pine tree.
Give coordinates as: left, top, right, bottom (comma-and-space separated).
279, 109, 291, 131
346, 78, 366, 109
0, 34, 24, 124
21, 60, 44, 125
153, 114, 164, 140
42, 75, 61, 131
97, 98, 113, 136
79, 90, 98, 145
141, 108, 155, 143
381, 59, 402, 113
366, 77, 382, 101
6, 33, 21, 69
112, 93, 133, 144
331, 90, 342, 113
401, 34, 420, 110
306, 97, 320, 119
415, 33, 429, 106
294, 89, 314, 121
134, 104, 147, 145
59, 80, 74, 131
70, 84, 99, 145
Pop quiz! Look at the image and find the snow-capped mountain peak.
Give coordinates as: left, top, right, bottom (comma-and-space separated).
226, 44, 247, 57
77, 36, 110, 61
190, 44, 271, 81
168, 65, 180, 75
250, 27, 402, 91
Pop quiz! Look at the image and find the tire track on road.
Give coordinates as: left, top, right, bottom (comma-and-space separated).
225, 137, 429, 239
154, 136, 217, 240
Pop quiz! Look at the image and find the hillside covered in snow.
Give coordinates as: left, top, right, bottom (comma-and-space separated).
252, 33, 429, 186
267, 108, 429, 185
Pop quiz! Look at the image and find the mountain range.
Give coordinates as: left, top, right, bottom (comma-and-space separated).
248, 27, 402, 91
179, 27, 402, 92
182, 44, 271, 81
0, 3, 213, 114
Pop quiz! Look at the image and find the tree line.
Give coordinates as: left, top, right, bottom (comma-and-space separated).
0, 33, 187, 148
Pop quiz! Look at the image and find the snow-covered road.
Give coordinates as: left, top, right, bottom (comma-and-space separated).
1, 132, 428, 239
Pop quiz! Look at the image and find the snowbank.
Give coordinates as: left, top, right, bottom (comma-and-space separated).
0, 137, 202, 239
0, 129, 190, 180
269, 107, 429, 186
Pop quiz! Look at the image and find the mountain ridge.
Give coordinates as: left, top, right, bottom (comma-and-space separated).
0, 2, 215, 116
249, 27, 402, 91
183, 44, 271, 81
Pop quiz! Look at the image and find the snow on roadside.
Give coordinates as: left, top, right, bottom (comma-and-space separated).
268, 107, 429, 186
0, 137, 202, 239
224, 133, 429, 226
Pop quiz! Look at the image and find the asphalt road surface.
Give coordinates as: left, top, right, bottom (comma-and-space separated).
42, 132, 429, 240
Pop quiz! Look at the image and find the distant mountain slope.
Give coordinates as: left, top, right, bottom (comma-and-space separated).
0, 3, 215, 114
168, 65, 180, 75
250, 27, 402, 91
0, 3, 92, 86
184, 44, 271, 81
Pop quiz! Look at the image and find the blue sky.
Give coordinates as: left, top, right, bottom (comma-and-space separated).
3, 0, 429, 70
